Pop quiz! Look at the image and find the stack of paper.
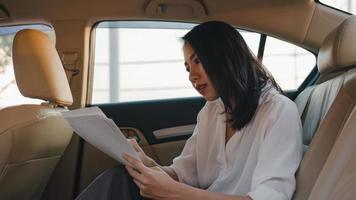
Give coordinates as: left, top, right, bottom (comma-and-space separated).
62, 107, 140, 165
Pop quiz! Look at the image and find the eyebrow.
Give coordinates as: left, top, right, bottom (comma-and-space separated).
184, 52, 197, 67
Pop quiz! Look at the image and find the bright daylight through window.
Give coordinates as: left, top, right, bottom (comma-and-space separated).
320, 0, 356, 14
92, 21, 315, 104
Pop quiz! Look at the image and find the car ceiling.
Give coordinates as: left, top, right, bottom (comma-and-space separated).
0, 0, 350, 52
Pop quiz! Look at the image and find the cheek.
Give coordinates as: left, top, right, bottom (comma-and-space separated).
200, 70, 212, 86
197, 66, 208, 80
209, 84, 218, 95
207, 81, 219, 97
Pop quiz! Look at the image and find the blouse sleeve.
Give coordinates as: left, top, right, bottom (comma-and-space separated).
170, 108, 204, 187
169, 112, 201, 187
247, 98, 303, 200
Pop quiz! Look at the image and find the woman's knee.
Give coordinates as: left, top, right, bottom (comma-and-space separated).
99, 164, 129, 181
101, 164, 126, 176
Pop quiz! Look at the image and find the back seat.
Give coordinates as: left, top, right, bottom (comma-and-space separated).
308, 96, 356, 200
293, 15, 356, 200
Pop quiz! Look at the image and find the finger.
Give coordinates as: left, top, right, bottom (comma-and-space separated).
128, 139, 143, 153
133, 178, 144, 189
122, 153, 137, 166
133, 177, 154, 199
139, 190, 150, 198
136, 185, 154, 199
123, 154, 148, 174
125, 165, 145, 182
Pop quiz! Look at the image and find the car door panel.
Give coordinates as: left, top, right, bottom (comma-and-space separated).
78, 97, 205, 190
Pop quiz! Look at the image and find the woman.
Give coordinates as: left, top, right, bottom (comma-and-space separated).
76, 21, 303, 200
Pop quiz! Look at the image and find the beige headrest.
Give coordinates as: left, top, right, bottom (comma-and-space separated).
13, 29, 73, 106
318, 16, 356, 74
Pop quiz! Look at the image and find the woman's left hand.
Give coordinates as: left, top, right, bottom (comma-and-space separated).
123, 153, 181, 199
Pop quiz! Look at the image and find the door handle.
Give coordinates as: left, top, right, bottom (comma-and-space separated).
121, 128, 141, 143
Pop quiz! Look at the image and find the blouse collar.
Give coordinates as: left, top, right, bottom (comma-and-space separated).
205, 82, 279, 110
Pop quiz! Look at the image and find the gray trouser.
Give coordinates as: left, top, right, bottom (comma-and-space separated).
75, 165, 149, 200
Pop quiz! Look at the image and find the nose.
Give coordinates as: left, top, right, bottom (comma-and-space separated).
189, 67, 199, 83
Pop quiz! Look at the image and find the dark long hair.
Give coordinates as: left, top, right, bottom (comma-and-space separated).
183, 21, 281, 130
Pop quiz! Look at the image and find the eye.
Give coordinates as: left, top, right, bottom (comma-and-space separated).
184, 62, 190, 72
185, 66, 190, 72
194, 57, 200, 64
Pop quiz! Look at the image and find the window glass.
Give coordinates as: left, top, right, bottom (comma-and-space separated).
92, 21, 261, 104
241, 31, 259, 56
262, 36, 316, 90
0, 24, 54, 108
320, 0, 356, 14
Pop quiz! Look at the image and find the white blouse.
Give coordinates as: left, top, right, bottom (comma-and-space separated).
170, 87, 303, 200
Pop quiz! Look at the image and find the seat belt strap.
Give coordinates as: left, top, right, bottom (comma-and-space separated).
60, 51, 80, 86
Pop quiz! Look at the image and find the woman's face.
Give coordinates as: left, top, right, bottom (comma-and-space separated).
183, 42, 219, 101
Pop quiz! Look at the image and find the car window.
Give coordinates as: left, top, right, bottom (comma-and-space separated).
262, 36, 316, 90
241, 31, 260, 57
319, 0, 356, 14
0, 24, 54, 108
91, 21, 316, 104
91, 21, 261, 104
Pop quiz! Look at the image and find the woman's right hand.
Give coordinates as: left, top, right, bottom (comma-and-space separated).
127, 138, 158, 167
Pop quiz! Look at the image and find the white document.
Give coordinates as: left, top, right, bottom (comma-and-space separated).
62, 106, 106, 118
62, 107, 140, 165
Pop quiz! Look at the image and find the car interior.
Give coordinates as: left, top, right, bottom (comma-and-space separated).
0, 0, 356, 200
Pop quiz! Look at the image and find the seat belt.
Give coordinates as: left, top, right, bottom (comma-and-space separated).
295, 86, 316, 119
60, 51, 80, 86
294, 86, 316, 153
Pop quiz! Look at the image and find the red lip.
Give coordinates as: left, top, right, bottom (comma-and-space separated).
196, 83, 207, 94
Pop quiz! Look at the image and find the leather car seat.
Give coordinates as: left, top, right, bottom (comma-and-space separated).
0, 29, 73, 200
293, 15, 356, 200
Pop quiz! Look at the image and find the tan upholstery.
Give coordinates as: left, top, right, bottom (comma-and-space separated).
13, 29, 73, 106
295, 76, 343, 151
307, 83, 356, 200
293, 16, 356, 200
317, 15, 356, 74
0, 29, 73, 200
293, 69, 356, 200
